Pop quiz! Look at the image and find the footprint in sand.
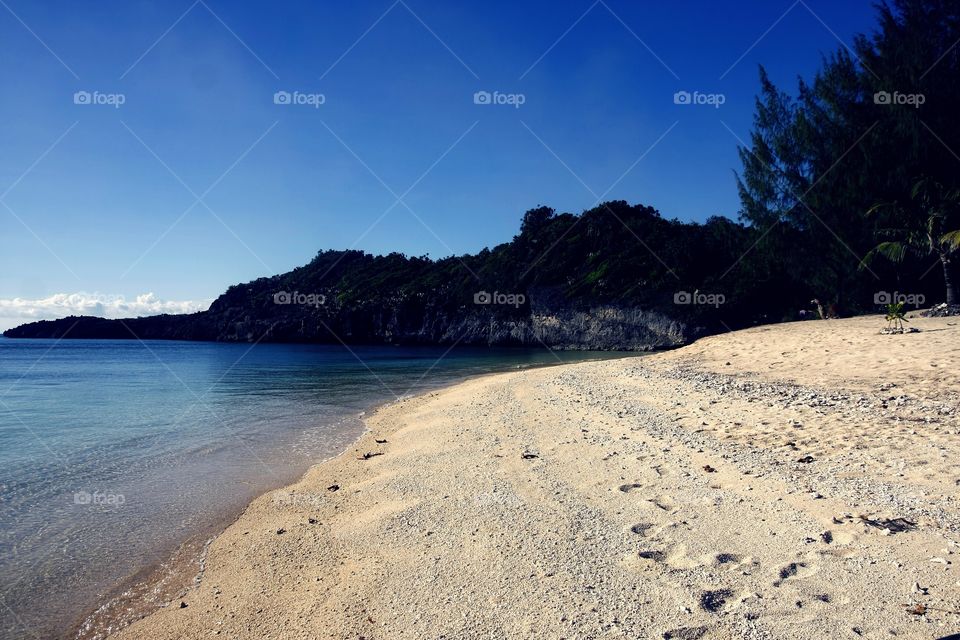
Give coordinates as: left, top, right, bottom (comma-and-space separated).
648, 495, 678, 512
714, 553, 760, 576
664, 543, 700, 570
778, 562, 803, 581
699, 588, 734, 613
619, 482, 644, 493
631, 522, 654, 535
638, 550, 666, 562
773, 560, 819, 586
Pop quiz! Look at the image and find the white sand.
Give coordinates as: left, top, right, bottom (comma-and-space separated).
114, 314, 960, 639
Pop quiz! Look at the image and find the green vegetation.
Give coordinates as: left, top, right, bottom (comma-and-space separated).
863, 177, 960, 304
885, 302, 910, 331
736, 0, 959, 312
218, 201, 756, 327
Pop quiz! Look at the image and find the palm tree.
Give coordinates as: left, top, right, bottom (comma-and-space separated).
884, 302, 909, 331
862, 177, 960, 306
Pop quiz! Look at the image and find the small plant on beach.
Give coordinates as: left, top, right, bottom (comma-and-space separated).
884, 302, 909, 332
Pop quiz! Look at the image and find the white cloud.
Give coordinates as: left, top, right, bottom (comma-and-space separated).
0, 292, 212, 332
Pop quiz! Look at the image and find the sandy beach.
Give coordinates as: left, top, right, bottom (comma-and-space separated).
113, 315, 960, 639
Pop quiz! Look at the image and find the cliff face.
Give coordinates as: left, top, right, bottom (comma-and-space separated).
4, 299, 689, 351
209, 301, 689, 350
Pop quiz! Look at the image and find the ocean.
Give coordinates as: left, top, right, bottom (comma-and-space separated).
0, 337, 616, 639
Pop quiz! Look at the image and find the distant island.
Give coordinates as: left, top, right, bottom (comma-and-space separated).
5, 202, 738, 350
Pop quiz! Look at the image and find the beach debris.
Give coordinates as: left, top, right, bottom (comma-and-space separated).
375, 439, 387, 444
358, 452, 384, 460
276, 528, 286, 535
308, 517, 318, 525
859, 515, 916, 534
797, 455, 816, 463
663, 627, 708, 640
703, 464, 717, 473
903, 603, 960, 618
179, 601, 188, 609
327, 484, 340, 492
699, 589, 733, 613
638, 550, 665, 561
912, 582, 929, 595
521, 451, 539, 459
821, 531, 833, 544
880, 326, 920, 335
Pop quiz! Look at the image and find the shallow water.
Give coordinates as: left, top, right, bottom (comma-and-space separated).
0, 338, 616, 640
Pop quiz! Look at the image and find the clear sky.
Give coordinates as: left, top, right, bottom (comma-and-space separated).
0, 0, 879, 329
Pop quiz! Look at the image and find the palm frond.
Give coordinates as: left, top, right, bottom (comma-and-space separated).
940, 229, 960, 252
876, 241, 909, 262
860, 242, 909, 271
865, 201, 896, 218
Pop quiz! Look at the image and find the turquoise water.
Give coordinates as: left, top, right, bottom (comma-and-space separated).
0, 338, 615, 639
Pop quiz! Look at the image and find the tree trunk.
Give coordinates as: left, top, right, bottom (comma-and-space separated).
942, 251, 958, 306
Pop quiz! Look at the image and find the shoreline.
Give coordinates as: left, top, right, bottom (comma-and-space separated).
71, 392, 427, 640
74, 397, 398, 640
77, 357, 621, 640
110, 315, 960, 638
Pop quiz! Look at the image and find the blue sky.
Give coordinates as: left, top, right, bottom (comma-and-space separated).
0, 0, 879, 328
